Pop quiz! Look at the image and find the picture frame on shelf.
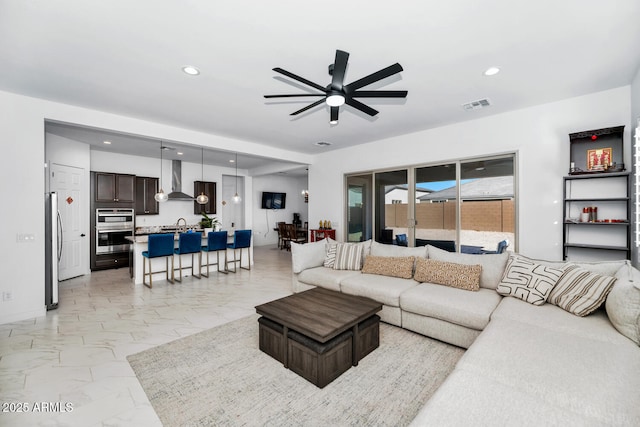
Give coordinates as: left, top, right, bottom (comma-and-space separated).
587, 147, 611, 171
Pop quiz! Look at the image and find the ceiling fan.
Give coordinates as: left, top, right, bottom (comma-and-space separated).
264, 50, 407, 124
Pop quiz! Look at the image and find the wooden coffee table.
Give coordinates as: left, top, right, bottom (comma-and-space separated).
255, 287, 382, 387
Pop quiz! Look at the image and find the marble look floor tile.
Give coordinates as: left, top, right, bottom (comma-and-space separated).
0, 245, 293, 426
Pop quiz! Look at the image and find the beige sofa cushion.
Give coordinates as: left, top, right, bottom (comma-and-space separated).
400, 283, 502, 330
427, 245, 508, 290
296, 266, 360, 292
362, 255, 415, 279
453, 317, 640, 426
606, 263, 640, 346
414, 258, 481, 291
493, 297, 632, 345
340, 274, 418, 307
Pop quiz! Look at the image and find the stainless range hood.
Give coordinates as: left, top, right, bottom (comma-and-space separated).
167, 160, 195, 201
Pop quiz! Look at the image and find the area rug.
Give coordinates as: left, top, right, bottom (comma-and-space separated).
127, 315, 464, 427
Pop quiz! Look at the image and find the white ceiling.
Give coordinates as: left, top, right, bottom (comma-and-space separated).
2, 1, 640, 160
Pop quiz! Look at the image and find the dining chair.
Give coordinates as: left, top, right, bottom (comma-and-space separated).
226, 229, 252, 272
286, 223, 306, 251
280, 223, 292, 250
142, 234, 175, 288
201, 231, 228, 277
277, 222, 287, 250
174, 232, 203, 282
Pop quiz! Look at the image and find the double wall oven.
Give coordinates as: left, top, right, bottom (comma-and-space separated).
95, 208, 134, 255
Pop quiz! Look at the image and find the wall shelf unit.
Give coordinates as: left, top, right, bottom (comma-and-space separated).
562, 171, 631, 261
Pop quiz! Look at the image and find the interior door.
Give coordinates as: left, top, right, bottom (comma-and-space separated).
51, 163, 86, 280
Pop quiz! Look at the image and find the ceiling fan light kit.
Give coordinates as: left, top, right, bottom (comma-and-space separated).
265, 49, 407, 123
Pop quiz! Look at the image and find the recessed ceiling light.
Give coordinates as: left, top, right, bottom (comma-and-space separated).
315, 141, 332, 146
182, 66, 200, 76
484, 67, 500, 76
229, 159, 235, 163
103, 140, 112, 145
177, 152, 183, 156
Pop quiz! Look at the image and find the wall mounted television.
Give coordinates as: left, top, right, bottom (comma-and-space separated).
261, 191, 286, 209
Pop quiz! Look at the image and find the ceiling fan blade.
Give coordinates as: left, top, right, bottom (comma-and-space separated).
272, 67, 327, 92
331, 50, 349, 90
351, 90, 408, 98
330, 106, 339, 122
345, 98, 379, 116
290, 99, 325, 116
264, 94, 325, 98
344, 63, 404, 92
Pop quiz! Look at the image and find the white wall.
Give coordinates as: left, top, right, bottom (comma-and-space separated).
0, 89, 312, 325
309, 86, 632, 261
251, 174, 309, 246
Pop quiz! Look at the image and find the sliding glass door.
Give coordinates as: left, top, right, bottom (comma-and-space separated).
459, 157, 515, 254
346, 174, 373, 242
375, 169, 408, 244
345, 153, 516, 252
414, 163, 457, 250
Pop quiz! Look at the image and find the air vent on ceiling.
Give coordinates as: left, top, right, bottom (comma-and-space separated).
462, 98, 491, 111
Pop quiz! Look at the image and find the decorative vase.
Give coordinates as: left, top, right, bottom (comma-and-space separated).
204, 227, 213, 235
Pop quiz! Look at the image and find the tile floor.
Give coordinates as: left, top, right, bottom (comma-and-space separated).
0, 245, 293, 426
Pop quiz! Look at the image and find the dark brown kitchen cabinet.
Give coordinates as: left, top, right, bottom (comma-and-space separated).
95, 172, 135, 203
193, 181, 216, 214
136, 176, 159, 215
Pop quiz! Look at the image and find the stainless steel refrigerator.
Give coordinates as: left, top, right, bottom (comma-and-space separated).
45, 192, 60, 310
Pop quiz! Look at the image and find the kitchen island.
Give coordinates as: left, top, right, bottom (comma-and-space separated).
127, 231, 251, 285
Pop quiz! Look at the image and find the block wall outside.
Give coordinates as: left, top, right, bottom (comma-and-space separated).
385, 200, 514, 233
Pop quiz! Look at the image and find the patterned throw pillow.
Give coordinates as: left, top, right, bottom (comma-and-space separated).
333, 243, 364, 270
362, 256, 415, 279
497, 255, 564, 305
414, 258, 481, 291
324, 243, 337, 268
549, 263, 617, 316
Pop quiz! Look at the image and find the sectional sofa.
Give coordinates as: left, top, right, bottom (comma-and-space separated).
291, 239, 640, 426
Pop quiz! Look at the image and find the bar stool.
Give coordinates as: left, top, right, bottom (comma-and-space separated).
174, 232, 203, 282
226, 229, 252, 273
142, 234, 175, 288
201, 231, 228, 277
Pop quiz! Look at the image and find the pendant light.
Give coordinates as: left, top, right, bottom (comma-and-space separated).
196, 146, 209, 205
154, 141, 168, 202
232, 152, 241, 203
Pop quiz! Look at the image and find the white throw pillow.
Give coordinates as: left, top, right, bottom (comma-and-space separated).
548, 263, 617, 317
606, 263, 640, 346
497, 255, 564, 305
291, 240, 326, 274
